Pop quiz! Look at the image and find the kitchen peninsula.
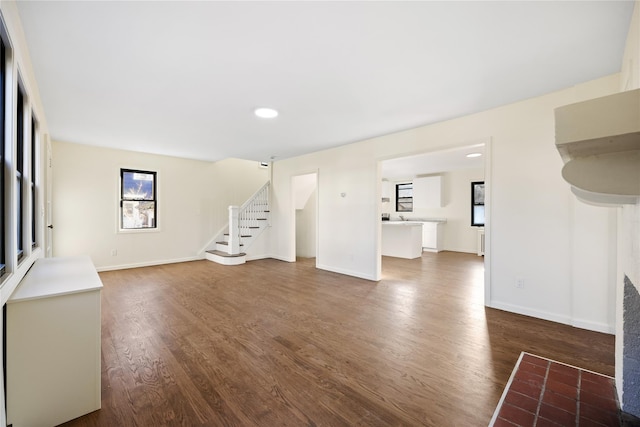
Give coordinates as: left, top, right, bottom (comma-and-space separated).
381, 222, 423, 259
381, 219, 447, 258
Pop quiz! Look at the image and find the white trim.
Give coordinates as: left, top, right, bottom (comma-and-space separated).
95, 255, 201, 272
571, 318, 615, 334
268, 255, 294, 263
490, 300, 572, 326
291, 170, 319, 264
488, 352, 524, 426
116, 166, 161, 234
483, 138, 492, 306
245, 253, 272, 261
316, 263, 378, 281
205, 252, 245, 266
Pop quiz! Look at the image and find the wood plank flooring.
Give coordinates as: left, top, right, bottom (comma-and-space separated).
59, 252, 614, 427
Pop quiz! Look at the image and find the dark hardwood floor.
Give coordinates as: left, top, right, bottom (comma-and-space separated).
59, 252, 614, 426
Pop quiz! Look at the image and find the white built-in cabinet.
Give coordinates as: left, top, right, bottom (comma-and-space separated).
381, 179, 391, 201
7, 256, 103, 427
421, 221, 444, 252
413, 176, 442, 209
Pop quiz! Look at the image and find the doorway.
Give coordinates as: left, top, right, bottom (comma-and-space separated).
292, 172, 318, 261
378, 140, 491, 305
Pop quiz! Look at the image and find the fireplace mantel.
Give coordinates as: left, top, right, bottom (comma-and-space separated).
555, 89, 640, 206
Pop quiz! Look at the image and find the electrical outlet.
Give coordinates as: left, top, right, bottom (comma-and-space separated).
516, 277, 525, 289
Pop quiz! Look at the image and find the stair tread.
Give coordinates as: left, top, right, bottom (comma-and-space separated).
224, 234, 252, 237
206, 250, 246, 258
216, 241, 244, 246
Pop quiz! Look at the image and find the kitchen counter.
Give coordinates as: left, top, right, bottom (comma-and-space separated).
387, 218, 447, 224
382, 222, 423, 259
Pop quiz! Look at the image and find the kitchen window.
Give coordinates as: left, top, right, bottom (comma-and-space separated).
396, 182, 413, 212
120, 169, 157, 230
471, 181, 485, 226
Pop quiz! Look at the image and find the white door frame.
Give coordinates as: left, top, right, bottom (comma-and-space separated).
291, 170, 319, 267
376, 138, 493, 306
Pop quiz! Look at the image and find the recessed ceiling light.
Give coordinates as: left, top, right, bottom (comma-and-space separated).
466, 152, 482, 158
254, 107, 278, 119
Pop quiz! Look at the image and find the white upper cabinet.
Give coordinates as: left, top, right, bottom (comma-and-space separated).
413, 176, 442, 208
381, 179, 392, 201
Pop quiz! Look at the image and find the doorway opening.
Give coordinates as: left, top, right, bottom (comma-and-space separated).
292, 172, 318, 263
378, 140, 491, 305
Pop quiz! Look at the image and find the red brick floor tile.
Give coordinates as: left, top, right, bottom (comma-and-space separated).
514, 369, 546, 387
542, 389, 577, 414
582, 371, 614, 387
580, 402, 620, 426
581, 390, 618, 413
550, 361, 579, 376
536, 416, 564, 427
519, 360, 549, 377
579, 417, 612, 427
581, 376, 616, 401
548, 368, 579, 388
510, 378, 543, 399
492, 355, 621, 427
539, 403, 576, 426
504, 390, 539, 414
547, 379, 579, 399
498, 403, 535, 427
493, 417, 519, 427
522, 353, 549, 366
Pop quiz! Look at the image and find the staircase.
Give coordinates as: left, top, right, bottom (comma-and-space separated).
205, 181, 270, 265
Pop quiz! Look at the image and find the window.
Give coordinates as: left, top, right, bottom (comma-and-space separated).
16, 87, 24, 260
471, 181, 485, 226
0, 39, 5, 275
30, 116, 37, 248
120, 169, 157, 229
396, 182, 413, 212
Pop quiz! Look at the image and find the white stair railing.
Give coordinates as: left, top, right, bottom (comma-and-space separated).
226, 181, 270, 255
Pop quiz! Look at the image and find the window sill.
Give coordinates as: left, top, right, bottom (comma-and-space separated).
117, 227, 160, 234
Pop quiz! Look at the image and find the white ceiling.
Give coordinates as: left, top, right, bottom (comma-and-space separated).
381, 143, 485, 180
16, 1, 634, 162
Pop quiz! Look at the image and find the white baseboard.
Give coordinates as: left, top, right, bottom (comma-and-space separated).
96, 255, 203, 272
245, 253, 273, 262
489, 300, 614, 334
489, 300, 571, 326
316, 263, 379, 281
571, 318, 614, 334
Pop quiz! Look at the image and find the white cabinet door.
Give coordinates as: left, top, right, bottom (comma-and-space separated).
381, 179, 391, 199
413, 176, 442, 208
422, 222, 437, 249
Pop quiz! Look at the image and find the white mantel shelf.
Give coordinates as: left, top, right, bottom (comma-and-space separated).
555, 89, 640, 206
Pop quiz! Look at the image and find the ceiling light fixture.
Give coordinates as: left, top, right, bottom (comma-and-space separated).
254, 107, 278, 119
466, 152, 482, 158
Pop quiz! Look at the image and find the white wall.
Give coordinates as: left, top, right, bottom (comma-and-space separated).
270, 73, 621, 332
386, 168, 484, 253
52, 141, 269, 270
